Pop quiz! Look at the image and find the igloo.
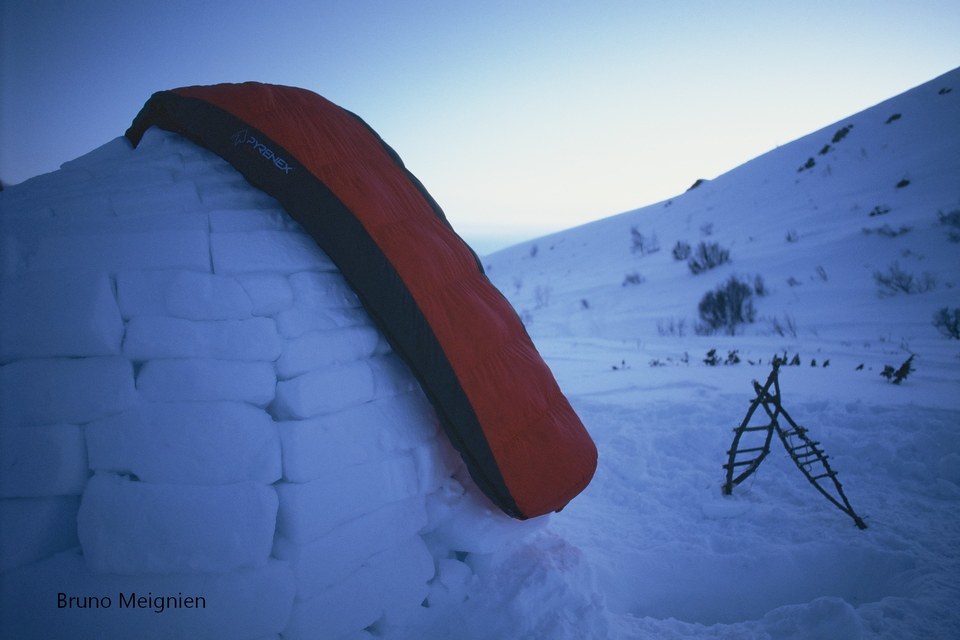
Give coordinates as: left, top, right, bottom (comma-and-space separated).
0, 84, 596, 639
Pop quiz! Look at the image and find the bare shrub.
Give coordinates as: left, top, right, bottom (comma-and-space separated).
697, 276, 756, 334
769, 315, 798, 338
863, 224, 911, 237
933, 307, 960, 339
656, 317, 687, 337
631, 227, 660, 255
688, 241, 731, 275
938, 209, 960, 242
753, 275, 768, 296
873, 262, 936, 296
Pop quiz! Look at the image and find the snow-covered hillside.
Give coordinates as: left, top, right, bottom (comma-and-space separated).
479, 67, 960, 637
1, 65, 958, 640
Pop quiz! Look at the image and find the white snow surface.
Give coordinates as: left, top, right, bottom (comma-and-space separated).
2, 67, 959, 639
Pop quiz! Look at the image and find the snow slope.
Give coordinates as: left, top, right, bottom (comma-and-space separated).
1, 66, 958, 640
478, 67, 960, 638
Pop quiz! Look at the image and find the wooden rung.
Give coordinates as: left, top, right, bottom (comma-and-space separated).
789, 441, 821, 452
724, 459, 758, 469
728, 446, 768, 455
740, 425, 773, 432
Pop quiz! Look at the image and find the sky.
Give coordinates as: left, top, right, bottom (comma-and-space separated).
2, 1, 958, 252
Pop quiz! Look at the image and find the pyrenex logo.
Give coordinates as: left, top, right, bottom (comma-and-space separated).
230, 129, 250, 147
229, 129, 294, 174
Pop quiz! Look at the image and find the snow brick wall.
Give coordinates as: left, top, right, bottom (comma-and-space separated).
0, 128, 545, 639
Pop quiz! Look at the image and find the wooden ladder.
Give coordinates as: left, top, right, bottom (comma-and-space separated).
722, 358, 867, 529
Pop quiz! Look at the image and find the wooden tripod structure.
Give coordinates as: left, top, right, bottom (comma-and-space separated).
722, 358, 867, 529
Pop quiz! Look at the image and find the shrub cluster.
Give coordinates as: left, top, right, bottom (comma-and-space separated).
672, 240, 692, 261
697, 276, 756, 334
703, 349, 741, 366
938, 209, 960, 242
873, 262, 936, 296
881, 355, 914, 384
933, 307, 960, 339
688, 241, 731, 274
832, 124, 854, 144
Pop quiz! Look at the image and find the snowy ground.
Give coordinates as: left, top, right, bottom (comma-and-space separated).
535, 338, 960, 638
471, 67, 960, 639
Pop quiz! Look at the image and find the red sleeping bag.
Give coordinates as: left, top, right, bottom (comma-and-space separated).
126, 82, 596, 519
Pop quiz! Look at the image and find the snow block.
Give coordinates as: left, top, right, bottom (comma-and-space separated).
209, 208, 301, 233
273, 497, 428, 600
0, 270, 124, 362
197, 177, 280, 210
237, 273, 294, 316
274, 359, 376, 419
0, 357, 136, 427
277, 392, 439, 483
123, 316, 282, 361
276, 325, 381, 379
274, 355, 417, 420
282, 537, 434, 640
289, 271, 362, 310
92, 165, 178, 190
77, 474, 278, 574
109, 182, 201, 217
369, 353, 421, 398
0, 496, 80, 571
162, 269, 251, 319
272, 271, 370, 337
0, 549, 295, 640
116, 270, 253, 320
137, 359, 276, 406
275, 455, 422, 543
86, 402, 281, 485
28, 230, 210, 272
274, 304, 373, 338
411, 441, 455, 496
0, 424, 87, 497
211, 231, 336, 274
277, 411, 382, 482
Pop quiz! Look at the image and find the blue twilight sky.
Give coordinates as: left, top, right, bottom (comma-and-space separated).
2, 1, 958, 251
